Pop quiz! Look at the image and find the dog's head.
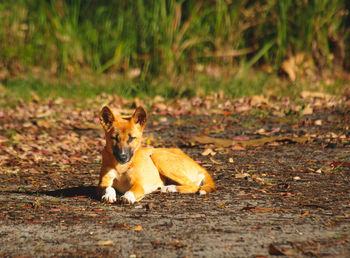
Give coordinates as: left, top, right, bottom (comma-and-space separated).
99, 106, 147, 164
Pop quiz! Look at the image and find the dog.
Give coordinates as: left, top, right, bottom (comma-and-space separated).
97, 106, 216, 204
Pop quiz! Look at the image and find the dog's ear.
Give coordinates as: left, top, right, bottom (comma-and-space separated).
131, 106, 147, 129
99, 106, 116, 131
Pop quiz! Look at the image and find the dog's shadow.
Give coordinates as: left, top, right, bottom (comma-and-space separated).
40, 186, 98, 200
2, 186, 99, 201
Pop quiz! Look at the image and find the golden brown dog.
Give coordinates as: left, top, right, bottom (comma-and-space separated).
97, 106, 215, 204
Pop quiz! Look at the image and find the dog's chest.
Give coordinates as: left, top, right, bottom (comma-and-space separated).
113, 169, 133, 193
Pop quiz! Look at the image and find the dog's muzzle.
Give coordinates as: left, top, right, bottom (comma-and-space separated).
113, 147, 132, 164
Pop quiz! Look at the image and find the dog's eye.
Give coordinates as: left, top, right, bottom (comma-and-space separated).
128, 134, 136, 143
111, 133, 120, 143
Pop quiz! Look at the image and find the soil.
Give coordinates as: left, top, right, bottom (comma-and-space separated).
0, 101, 350, 257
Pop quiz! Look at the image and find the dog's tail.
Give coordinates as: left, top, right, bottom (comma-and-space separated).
199, 170, 216, 195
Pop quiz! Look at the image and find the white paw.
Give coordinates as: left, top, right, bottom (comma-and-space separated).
101, 186, 117, 203
160, 185, 177, 193
121, 191, 136, 204
199, 190, 207, 195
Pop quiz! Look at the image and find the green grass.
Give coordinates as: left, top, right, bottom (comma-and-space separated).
2, 67, 347, 106
0, 0, 348, 78
0, 0, 348, 103
0, 70, 278, 103
1, 76, 135, 102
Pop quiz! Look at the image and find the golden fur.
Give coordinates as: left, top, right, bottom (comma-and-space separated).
97, 106, 216, 204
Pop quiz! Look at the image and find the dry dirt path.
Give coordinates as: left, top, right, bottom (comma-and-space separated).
0, 97, 350, 257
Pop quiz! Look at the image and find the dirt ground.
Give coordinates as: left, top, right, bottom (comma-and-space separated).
0, 95, 350, 257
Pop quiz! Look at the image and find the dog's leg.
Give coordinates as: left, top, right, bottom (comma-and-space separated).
199, 170, 216, 194
158, 174, 200, 193
121, 183, 144, 204
151, 150, 201, 194
161, 183, 199, 193
98, 169, 117, 203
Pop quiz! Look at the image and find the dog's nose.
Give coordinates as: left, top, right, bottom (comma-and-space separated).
113, 147, 132, 163
119, 153, 128, 162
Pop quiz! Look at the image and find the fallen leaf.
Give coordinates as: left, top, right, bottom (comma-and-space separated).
232, 136, 250, 141
231, 145, 246, 151
23, 122, 33, 128
98, 240, 114, 246
209, 157, 222, 164
189, 214, 206, 218
235, 104, 251, 113
173, 120, 186, 126
201, 148, 216, 156
241, 206, 276, 213
255, 128, 268, 135
283, 249, 299, 256
234, 136, 308, 147
67, 195, 87, 199
330, 162, 350, 167
113, 223, 130, 230
12, 133, 24, 142
48, 208, 61, 212
31, 91, 41, 102
131, 225, 143, 231
159, 117, 167, 123
250, 95, 269, 106
36, 120, 51, 129
239, 194, 257, 198
145, 136, 153, 146
127, 68, 141, 79
301, 105, 313, 116
329, 132, 338, 138
268, 243, 285, 255
300, 91, 332, 100
193, 135, 232, 147
146, 203, 154, 210
169, 241, 186, 248
73, 123, 100, 130
86, 213, 98, 217
228, 158, 234, 163
235, 173, 250, 179
26, 221, 42, 225
251, 207, 276, 213
153, 95, 165, 103
282, 56, 297, 81
284, 192, 292, 197
255, 254, 268, 258
314, 120, 322, 126
301, 211, 309, 216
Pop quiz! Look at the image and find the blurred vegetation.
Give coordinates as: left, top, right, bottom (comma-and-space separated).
0, 0, 349, 100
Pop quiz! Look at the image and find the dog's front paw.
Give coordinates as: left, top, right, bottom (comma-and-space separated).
101, 186, 117, 203
121, 191, 136, 204
199, 190, 207, 195
160, 185, 177, 193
